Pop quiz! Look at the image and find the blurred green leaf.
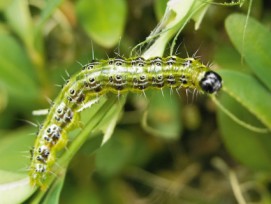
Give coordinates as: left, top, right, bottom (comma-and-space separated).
0, 84, 8, 113
0, 128, 36, 202
218, 92, 271, 171
35, 0, 64, 58
0, 110, 15, 129
218, 70, 271, 130
214, 44, 250, 72
143, 0, 212, 57
154, 0, 167, 20
0, 34, 39, 106
5, 0, 45, 73
5, 0, 34, 47
98, 95, 126, 145
0, 0, 12, 11
0, 170, 35, 204
61, 187, 100, 204
95, 126, 151, 178
41, 174, 65, 204
96, 129, 133, 177
0, 127, 36, 171
76, 0, 127, 48
143, 89, 182, 140
191, 0, 212, 30
225, 14, 271, 91
37, 0, 64, 30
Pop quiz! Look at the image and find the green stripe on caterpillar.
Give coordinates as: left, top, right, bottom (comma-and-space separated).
29, 56, 222, 189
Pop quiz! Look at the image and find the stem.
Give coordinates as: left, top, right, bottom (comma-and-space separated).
59, 97, 118, 167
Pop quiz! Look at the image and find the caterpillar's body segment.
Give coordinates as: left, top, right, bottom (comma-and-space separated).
29, 56, 222, 188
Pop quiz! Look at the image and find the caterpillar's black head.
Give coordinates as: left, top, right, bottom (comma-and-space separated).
199, 71, 222, 94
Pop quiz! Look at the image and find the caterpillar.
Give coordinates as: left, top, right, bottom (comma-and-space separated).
29, 56, 222, 188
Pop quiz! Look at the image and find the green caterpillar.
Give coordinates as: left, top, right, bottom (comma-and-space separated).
29, 56, 222, 188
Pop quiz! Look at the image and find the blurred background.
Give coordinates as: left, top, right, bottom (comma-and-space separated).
0, 0, 271, 203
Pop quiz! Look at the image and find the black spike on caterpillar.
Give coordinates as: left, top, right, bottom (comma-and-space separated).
29, 56, 222, 188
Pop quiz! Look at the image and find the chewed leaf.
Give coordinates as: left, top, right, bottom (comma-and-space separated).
225, 14, 271, 91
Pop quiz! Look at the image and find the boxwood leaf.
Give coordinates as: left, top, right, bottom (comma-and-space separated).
225, 14, 271, 91
218, 92, 271, 171
218, 70, 271, 130
76, 0, 127, 48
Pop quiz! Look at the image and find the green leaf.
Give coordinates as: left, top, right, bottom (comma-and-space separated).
0, 84, 8, 113
76, 0, 127, 48
0, 127, 36, 171
154, 0, 167, 20
214, 44, 250, 72
191, 0, 212, 30
5, 0, 34, 47
60, 187, 100, 204
143, 0, 212, 57
0, 170, 36, 204
218, 70, 271, 130
143, 89, 182, 140
0, 128, 36, 202
96, 129, 134, 177
41, 173, 66, 204
218, 92, 271, 171
225, 14, 271, 91
0, 0, 12, 11
37, 0, 64, 30
0, 34, 39, 106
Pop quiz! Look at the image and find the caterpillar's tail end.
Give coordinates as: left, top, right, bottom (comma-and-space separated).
199, 71, 222, 94
29, 173, 48, 191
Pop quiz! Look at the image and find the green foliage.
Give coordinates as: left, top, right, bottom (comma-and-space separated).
217, 14, 271, 172
0, 128, 36, 203
143, 89, 182, 139
76, 0, 127, 48
226, 14, 271, 91
0, 34, 39, 107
